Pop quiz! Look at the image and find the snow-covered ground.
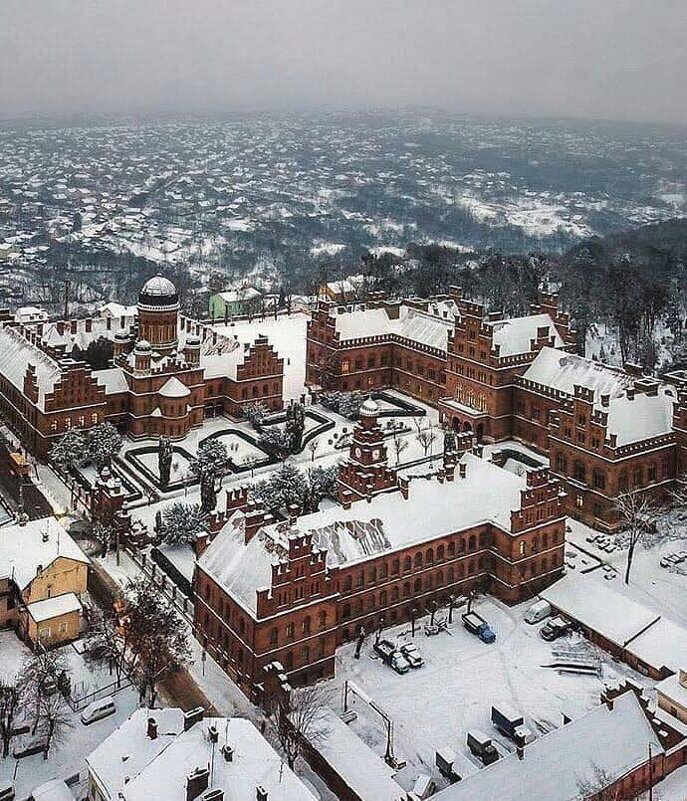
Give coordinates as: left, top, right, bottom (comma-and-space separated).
323, 597, 655, 789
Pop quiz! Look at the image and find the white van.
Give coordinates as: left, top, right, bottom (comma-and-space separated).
524, 599, 551, 624
80, 696, 116, 725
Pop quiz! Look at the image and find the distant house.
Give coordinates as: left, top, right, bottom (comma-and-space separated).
319, 279, 357, 303
0, 517, 89, 649
86, 707, 318, 801
657, 669, 687, 725
209, 286, 263, 319
14, 306, 48, 324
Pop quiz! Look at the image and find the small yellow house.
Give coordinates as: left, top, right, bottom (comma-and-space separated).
0, 517, 89, 649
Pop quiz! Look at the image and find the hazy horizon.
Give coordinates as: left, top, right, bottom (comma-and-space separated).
2, 0, 686, 126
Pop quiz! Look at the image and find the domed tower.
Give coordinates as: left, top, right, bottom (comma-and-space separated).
137, 275, 179, 355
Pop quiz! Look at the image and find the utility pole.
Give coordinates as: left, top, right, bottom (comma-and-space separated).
64, 279, 70, 320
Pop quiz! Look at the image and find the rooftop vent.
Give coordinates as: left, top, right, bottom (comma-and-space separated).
184, 706, 205, 731
186, 766, 210, 801
256, 787, 269, 801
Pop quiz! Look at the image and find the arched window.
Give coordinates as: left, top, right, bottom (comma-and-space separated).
414, 578, 422, 593
426, 548, 434, 564
468, 535, 476, 552
437, 545, 445, 561
414, 552, 423, 568
403, 582, 411, 597
403, 556, 412, 572
448, 541, 455, 557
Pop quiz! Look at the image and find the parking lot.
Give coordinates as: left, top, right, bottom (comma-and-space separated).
326, 596, 653, 786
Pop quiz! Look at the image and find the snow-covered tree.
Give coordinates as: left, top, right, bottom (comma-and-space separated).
339, 392, 365, 420
83, 607, 127, 686
252, 460, 309, 515
190, 439, 228, 482
244, 400, 269, 429
49, 428, 88, 470
259, 427, 295, 460
391, 428, 409, 465
123, 577, 191, 707
18, 650, 71, 741
161, 501, 208, 545
87, 422, 123, 470
304, 465, 338, 512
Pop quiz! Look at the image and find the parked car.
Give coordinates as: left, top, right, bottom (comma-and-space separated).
390, 651, 411, 675
80, 696, 116, 726
524, 600, 551, 624
400, 642, 424, 668
540, 616, 572, 641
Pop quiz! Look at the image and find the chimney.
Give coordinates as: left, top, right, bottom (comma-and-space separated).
186, 766, 210, 801
256, 787, 269, 801
221, 744, 234, 762
399, 477, 409, 499
600, 394, 609, 408
516, 746, 524, 760
147, 717, 158, 740
679, 668, 687, 688
184, 706, 205, 731
459, 463, 467, 479
208, 724, 219, 743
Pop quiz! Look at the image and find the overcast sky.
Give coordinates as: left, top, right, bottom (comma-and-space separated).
1, 0, 685, 124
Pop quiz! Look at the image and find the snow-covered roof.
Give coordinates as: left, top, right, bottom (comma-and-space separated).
93, 366, 129, 394
489, 313, 564, 357
541, 574, 660, 648
332, 304, 455, 352
99, 301, 138, 318
140, 275, 176, 297
30, 779, 75, 801
215, 287, 261, 303
625, 617, 687, 675
656, 671, 687, 709
27, 592, 82, 623
158, 376, 191, 398
306, 707, 406, 801
522, 347, 631, 399
432, 691, 662, 801
200, 454, 525, 614
0, 517, 89, 590
603, 387, 675, 447
89, 712, 317, 801
0, 325, 60, 407
86, 707, 185, 798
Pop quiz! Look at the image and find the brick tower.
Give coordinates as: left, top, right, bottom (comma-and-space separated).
137, 275, 179, 355
337, 398, 399, 505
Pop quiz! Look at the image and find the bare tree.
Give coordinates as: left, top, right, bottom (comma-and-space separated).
18, 650, 70, 736
414, 419, 437, 457
38, 690, 72, 760
614, 491, 659, 584
275, 684, 331, 769
0, 680, 21, 758
307, 439, 319, 462
391, 428, 409, 466
83, 607, 127, 686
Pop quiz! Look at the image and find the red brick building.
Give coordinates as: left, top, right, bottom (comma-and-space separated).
0, 276, 284, 458
194, 401, 566, 698
307, 291, 687, 530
